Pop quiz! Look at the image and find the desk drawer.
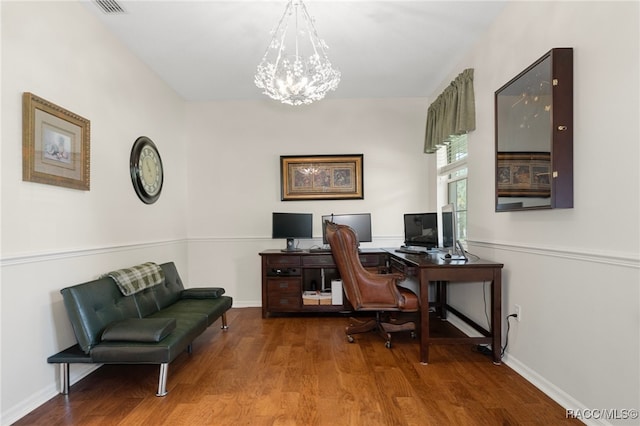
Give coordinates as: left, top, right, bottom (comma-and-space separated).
301, 253, 383, 267
267, 277, 301, 309
266, 255, 301, 268
360, 254, 384, 267
265, 255, 301, 276
391, 258, 417, 276
268, 295, 301, 310
267, 277, 301, 294
302, 255, 335, 267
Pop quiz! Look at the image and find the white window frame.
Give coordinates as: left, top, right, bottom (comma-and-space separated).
437, 135, 468, 246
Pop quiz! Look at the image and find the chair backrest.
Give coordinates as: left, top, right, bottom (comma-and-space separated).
326, 222, 402, 311
325, 221, 366, 309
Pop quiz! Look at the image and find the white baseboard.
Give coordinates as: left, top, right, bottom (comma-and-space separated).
447, 313, 609, 426
231, 301, 261, 308
502, 355, 611, 426
1, 365, 100, 426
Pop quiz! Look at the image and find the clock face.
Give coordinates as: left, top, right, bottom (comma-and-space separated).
130, 136, 163, 204
138, 146, 162, 196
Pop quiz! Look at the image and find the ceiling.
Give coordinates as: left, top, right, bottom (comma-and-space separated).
82, 0, 507, 102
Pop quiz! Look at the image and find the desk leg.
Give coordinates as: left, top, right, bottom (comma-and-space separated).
492, 268, 502, 365
420, 269, 430, 364
437, 281, 447, 319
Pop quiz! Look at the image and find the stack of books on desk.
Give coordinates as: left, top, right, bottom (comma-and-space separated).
302, 291, 332, 305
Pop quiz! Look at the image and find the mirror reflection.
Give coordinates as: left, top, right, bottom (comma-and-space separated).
496, 54, 553, 210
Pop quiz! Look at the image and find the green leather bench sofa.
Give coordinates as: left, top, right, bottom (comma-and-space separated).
47, 261, 233, 396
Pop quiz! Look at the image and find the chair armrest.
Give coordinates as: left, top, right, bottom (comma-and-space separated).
181, 287, 226, 299
357, 272, 406, 308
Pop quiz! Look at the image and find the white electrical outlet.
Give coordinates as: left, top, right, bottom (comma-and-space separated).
514, 304, 522, 322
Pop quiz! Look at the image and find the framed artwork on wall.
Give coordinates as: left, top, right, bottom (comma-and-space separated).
496, 151, 551, 197
280, 154, 364, 201
22, 92, 91, 190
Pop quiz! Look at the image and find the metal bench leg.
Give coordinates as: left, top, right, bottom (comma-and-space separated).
221, 312, 229, 330
60, 363, 70, 395
156, 363, 169, 397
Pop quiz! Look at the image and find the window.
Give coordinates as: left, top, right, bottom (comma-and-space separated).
437, 134, 468, 244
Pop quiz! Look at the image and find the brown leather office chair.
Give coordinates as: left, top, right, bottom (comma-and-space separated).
325, 221, 419, 348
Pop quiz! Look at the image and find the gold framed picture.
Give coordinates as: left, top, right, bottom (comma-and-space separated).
22, 92, 90, 190
280, 154, 364, 201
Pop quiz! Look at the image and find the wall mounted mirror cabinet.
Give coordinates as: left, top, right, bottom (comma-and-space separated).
495, 48, 573, 212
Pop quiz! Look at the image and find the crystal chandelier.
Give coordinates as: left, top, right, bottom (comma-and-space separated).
254, 0, 340, 106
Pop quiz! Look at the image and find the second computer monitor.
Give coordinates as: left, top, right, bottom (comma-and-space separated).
322, 213, 372, 245
439, 203, 457, 249
403, 213, 438, 249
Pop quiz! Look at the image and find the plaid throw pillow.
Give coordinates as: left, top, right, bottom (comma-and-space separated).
107, 262, 165, 296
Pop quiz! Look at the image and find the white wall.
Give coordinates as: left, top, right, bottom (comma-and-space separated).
445, 1, 639, 424
1, 2, 189, 256
1, 2, 188, 423
184, 98, 434, 303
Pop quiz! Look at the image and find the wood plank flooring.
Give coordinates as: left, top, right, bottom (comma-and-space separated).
17, 308, 582, 425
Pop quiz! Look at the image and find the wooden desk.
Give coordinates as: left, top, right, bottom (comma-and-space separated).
259, 249, 388, 318
386, 249, 504, 364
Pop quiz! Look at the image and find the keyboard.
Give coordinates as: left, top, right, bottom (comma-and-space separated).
395, 247, 428, 255
308, 248, 369, 253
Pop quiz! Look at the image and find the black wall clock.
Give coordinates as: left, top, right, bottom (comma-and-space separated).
130, 136, 163, 204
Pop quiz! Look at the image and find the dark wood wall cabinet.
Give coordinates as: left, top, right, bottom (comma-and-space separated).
260, 249, 387, 318
495, 47, 573, 211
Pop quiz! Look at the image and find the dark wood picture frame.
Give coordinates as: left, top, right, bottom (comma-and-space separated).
280, 154, 364, 201
494, 48, 573, 211
22, 92, 90, 190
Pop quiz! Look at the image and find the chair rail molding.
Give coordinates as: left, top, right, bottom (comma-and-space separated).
1, 238, 187, 267
468, 239, 639, 269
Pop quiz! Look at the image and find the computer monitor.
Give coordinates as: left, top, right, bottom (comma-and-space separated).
272, 212, 313, 252
440, 203, 457, 250
321, 213, 372, 245
403, 213, 438, 249
439, 203, 467, 260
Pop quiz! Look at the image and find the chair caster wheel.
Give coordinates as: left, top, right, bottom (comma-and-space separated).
347, 335, 355, 343
385, 341, 392, 349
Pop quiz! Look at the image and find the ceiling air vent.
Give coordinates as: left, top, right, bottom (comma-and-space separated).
94, 0, 126, 14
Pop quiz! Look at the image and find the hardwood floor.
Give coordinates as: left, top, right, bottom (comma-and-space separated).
17, 308, 581, 425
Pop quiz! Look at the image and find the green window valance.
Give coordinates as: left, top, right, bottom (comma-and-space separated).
424, 68, 476, 154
